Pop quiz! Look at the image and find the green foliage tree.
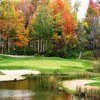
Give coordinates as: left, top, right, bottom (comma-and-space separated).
30, 5, 54, 53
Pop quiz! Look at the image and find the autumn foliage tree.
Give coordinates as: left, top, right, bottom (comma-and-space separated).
84, 0, 100, 57
0, 1, 16, 53
14, 13, 29, 47
0, 0, 94, 58
16, 0, 34, 28
49, 0, 76, 35
0, 0, 29, 53
49, 0, 77, 57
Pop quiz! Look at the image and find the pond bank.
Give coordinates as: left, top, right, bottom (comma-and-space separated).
0, 70, 40, 81
63, 80, 98, 92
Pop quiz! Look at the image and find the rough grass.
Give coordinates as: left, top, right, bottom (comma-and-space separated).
0, 71, 4, 75
0, 55, 92, 74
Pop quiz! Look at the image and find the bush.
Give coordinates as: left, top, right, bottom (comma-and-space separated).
34, 53, 41, 57
12, 47, 26, 55
45, 49, 54, 57
82, 50, 93, 60
87, 60, 100, 73
92, 60, 100, 73
66, 49, 79, 58
45, 48, 67, 58
25, 47, 35, 55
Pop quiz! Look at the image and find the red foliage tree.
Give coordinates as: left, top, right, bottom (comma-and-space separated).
16, 1, 34, 28
61, 10, 75, 36
49, 0, 76, 36
88, 0, 100, 16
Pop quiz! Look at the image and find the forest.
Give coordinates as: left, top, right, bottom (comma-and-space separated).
0, 0, 100, 59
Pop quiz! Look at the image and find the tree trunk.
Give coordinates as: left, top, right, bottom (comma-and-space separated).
46, 40, 47, 50
37, 39, 39, 53
1, 41, 4, 54
43, 40, 45, 53
7, 38, 10, 54
79, 51, 82, 59
40, 38, 42, 53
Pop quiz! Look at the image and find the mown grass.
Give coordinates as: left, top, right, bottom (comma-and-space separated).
87, 77, 100, 86
87, 82, 100, 86
0, 55, 100, 87
0, 55, 92, 74
91, 77, 100, 81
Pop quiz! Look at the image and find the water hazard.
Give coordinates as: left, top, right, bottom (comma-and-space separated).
0, 79, 82, 100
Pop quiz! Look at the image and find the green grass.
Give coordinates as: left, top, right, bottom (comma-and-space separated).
91, 77, 100, 81
0, 55, 92, 74
87, 82, 100, 86
86, 77, 100, 86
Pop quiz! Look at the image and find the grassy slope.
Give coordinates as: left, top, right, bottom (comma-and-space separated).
0, 55, 92, 74
87, 77, 100, 86
0, 55, 100, 86
87, 82, 100, 86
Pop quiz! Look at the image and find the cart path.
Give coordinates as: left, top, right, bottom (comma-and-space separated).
0, 54, 33, 58
63, 80, 98, 91
0, 70, 40, 81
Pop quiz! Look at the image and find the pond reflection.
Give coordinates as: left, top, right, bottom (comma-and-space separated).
0, 79, 80, 100
0, 90, 34, 99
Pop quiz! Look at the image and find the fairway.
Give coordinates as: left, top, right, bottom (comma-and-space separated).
0, 55, 92, 73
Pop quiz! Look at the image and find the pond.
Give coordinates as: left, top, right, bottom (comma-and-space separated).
0, 79, 83, 100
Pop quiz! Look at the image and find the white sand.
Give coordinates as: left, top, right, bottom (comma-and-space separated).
0, 70, 40, 81
63, 80, 98, 91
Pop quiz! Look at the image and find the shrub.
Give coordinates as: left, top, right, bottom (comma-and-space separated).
82, 50, 93, 60
45, 48, 67, 58
92, 60, 100, 73
87, 60, 100, 73
66, 49, 79, 58
34, 53, 41, 57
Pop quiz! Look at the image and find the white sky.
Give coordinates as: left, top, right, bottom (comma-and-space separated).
71, 0, 97, 20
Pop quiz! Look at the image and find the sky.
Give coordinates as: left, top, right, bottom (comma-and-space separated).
71, 0, 97, 20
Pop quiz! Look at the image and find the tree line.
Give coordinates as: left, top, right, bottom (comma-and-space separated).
0, 0, 99, 59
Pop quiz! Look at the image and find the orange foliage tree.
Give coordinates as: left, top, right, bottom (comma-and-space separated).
13, 12, 29, 47
0, 0, 29, 53
49, 0, 76, 35
49, 0, 77, 57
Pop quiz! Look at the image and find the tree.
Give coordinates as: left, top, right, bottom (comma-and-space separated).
0, 0, 29, 54
14, 13, 29, 47
49, 0, 77, 57
83, 0, 100, 58
30, 4, 54, 53
16, 0, 34, 28
0, 0, 16, 53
